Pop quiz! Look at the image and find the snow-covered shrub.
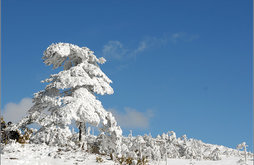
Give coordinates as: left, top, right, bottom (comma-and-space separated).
17, 128, 33, 144
209, 148, 221, 160
0, 118, 34, 144
31, 125, 73, 146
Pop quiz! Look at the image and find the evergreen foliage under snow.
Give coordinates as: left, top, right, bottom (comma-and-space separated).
11, 43, 122, 153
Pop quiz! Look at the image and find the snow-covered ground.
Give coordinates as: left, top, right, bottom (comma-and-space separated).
1, 143, 115, 165
1, 143, 253, 165
165, 157, 253, 165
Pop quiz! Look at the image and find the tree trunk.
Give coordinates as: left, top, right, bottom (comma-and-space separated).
78, 122, 86, 141
79, 124, 82, 141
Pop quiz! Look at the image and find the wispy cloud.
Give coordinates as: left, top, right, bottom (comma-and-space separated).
170, 32, 199, 43
132, 41, 147, 55
2, 98, 33, 123
102, 32, 199, 60
109, 107, 154, 129
102, 41, 128, 60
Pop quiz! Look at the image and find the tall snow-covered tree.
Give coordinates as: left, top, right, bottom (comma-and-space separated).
17, 43, 122, 148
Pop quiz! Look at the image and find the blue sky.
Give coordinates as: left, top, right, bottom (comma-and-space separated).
1, 0, 253, 151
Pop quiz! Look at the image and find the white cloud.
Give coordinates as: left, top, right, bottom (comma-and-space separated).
2, 98, 33, 123
109, 107, 154, 129
132, 41, 147, 55
102, 32, 198, 60
102, 41, 128, 60
102, 40, 148, 60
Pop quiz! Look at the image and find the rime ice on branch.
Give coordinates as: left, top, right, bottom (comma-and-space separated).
17, 43, 122, 148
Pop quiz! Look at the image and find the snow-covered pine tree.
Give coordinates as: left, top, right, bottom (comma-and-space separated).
16, 43, 122, 149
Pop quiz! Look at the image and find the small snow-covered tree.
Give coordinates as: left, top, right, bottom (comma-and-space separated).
209, 148, 221, 161
17, 43, 122, 149
237, 142, 248, 164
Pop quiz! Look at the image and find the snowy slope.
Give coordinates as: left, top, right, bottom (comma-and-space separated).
1, 143, 253, 165
1, 143, 115, 165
